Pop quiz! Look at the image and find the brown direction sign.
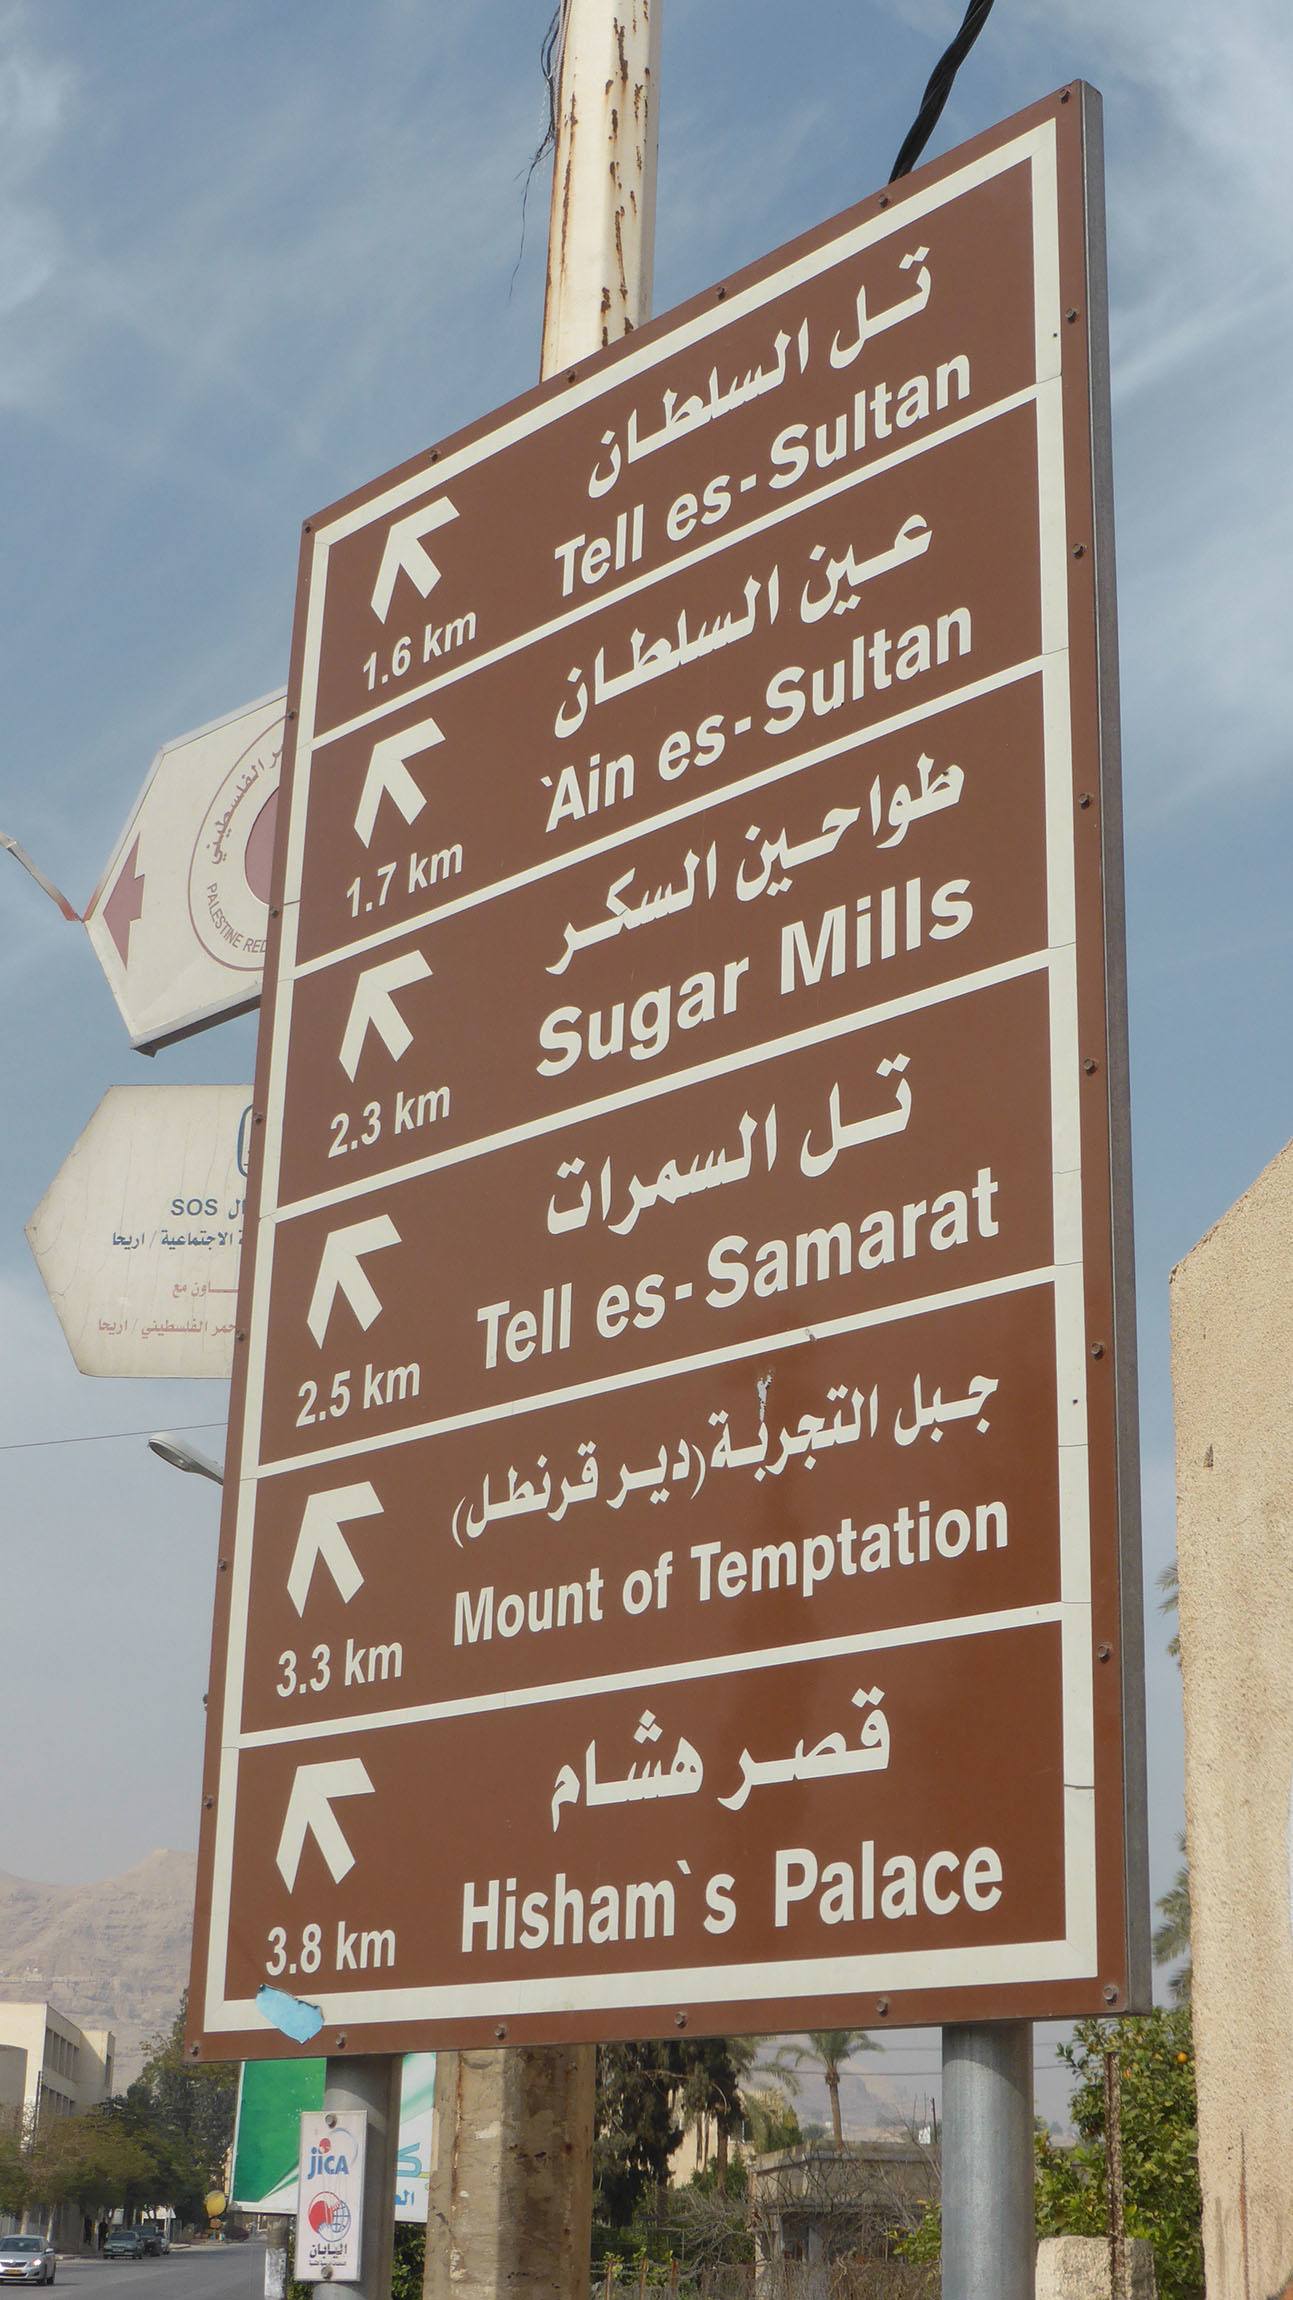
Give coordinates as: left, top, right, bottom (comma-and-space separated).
188, 85, 1148, 2062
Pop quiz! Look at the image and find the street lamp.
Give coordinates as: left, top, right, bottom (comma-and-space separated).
147, 1432, 225, 1486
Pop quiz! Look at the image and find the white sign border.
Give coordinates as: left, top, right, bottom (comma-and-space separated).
202, 114, 1111, 2036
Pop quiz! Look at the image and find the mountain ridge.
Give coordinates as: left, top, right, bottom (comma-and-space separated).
0, 1848, 196, 2089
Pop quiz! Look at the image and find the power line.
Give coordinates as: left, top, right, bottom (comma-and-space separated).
0, 1419, 225, 1456
890, 0, 999, 183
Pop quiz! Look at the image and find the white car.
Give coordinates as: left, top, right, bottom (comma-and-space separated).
0, 2236, 56, 2286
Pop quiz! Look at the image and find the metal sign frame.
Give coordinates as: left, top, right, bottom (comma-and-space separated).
188, 83, 1147, 2062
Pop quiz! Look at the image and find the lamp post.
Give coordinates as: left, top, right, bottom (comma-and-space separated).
146, 1433, 225, 1485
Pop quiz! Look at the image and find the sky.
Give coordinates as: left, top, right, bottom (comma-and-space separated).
1, 0, 1290, 2117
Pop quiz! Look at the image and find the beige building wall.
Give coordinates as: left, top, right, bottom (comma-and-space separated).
0, 2003, 117, 2126
0, 2045, 24, 2119
1170, 1139, 1293, 2300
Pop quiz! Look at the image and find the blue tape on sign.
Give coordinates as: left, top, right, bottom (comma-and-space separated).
256, 1983, 325, 2042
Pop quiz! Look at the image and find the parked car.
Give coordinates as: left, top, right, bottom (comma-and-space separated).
137, 2227, 169, 2258
0, 2236, 56, 2285
104, 2230, 147, 2261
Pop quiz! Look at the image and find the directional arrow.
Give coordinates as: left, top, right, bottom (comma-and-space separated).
276, 1759, 375, 1891
339, 951, 432, 1082
371, 497, 459, 624
353, 717, 442, 848
287, 1482, 383, 1616
307, 1216, 401, 1345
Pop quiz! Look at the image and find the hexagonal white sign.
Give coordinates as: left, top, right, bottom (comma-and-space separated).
26, 1085, 252, 1378
84, 690, 284, 1049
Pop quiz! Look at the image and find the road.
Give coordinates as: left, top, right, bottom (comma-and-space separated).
51, 2245, 265, 2300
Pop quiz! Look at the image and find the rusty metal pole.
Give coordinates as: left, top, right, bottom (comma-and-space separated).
424, 10, 661, 2295
541, 0, 662, 375
1103, 2048, 1128, 2300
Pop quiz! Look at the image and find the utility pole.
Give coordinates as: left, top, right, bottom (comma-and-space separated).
541, 0, 661, 376
941, 2023, 1035, 2300
1104, 2048, 1128, 2300
320, 2058, 402, 2300
425, 8, 660, 2286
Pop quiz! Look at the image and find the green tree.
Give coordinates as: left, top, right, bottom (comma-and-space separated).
594, 2037, 752, 2232
761, 2030, 880, 2146
1034, 2011, 1202, 2300
897, 2010, 1203, 2300
92, 1994, 238, 2223
26, 2113, 155, 2222
0, 2111, 29, 2217
674, 2036, 748, 2178
129, 1994, 238, 2184
389, 2224, 424, 2300
741, 2086, 801, 2156
594, 2042, 687, 2229
1148, 1573, 1192, 2003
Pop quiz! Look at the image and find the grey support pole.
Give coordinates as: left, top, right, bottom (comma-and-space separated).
941, 2023, 1035, 2300
321, 2056, 402, 2300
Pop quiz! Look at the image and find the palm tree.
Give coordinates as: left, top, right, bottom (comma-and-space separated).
1158, 1560, 1181, 1662
1153, 1834, 1192, 2003
761, 2030, 880, 2147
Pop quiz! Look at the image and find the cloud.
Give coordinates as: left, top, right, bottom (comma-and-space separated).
0, 3, 72, 339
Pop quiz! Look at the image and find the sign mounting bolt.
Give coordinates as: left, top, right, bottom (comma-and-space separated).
1103, 1984, 1119, 2004
1097, 1643, 1112, 1662
1084, 1057, 1098, 1074
875, 1999, 890, 2016
674, 2011, 688, 2028
494, 2024, 508, 2041
1090, 1341, 1106, 1358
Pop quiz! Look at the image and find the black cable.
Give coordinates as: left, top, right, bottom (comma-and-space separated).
889, 0, 999, 182
511, 2, 570, 296
0, 1418, 224, 1455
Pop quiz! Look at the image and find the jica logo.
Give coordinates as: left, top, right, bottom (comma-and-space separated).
307, 2127, 356, 2181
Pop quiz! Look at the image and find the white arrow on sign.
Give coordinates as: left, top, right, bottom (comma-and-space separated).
307, 1216, 401, 1345
339, 951, 432, 1082
353, 716, 442, 848
287, 1482, 383, 1617
276, 1758, 375, 1891
371, 497, 459, 624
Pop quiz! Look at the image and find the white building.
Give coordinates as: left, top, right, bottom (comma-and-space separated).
0, 2005, 118, 2250
0, 2003, 116, 2128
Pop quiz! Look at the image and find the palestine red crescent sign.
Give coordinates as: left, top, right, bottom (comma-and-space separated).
188, 85, 1148, 2061
83, 690, 285, 1051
